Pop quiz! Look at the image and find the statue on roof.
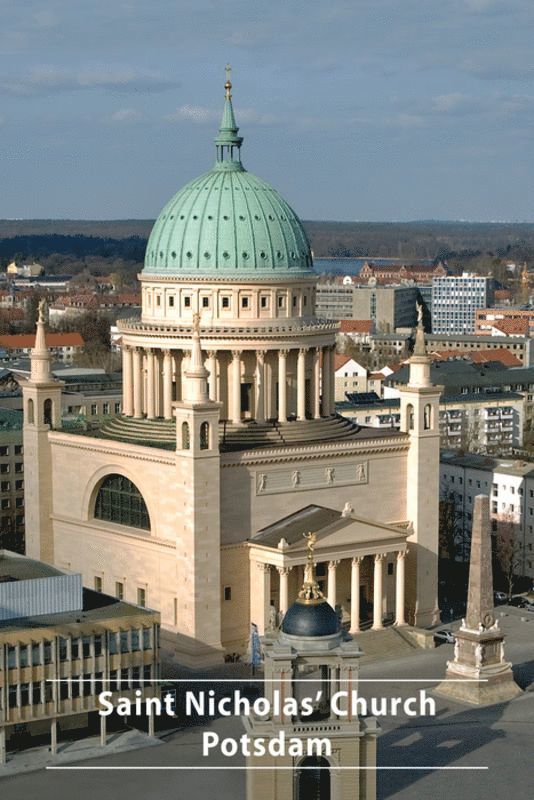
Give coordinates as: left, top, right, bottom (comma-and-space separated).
38, 298, 47, 324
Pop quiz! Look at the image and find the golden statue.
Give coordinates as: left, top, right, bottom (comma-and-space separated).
298, 531, 324, 604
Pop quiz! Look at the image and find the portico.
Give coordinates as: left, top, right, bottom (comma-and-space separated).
247, 506, 410, 635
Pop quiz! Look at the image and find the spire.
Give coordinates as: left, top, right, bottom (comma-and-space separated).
30, 299, 52, 384
297, 532, 325, 605
214, 65, 244, 167
183, 313, 209, 403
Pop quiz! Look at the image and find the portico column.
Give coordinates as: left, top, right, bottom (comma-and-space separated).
132, 348, 143, 418
163, 349, 173, 420
277, 567, 291, 617
122, 346, 133, 416
395, 550, 407, 626
297, 348, 307, 421
312, 347, 321, 419
278, 349, 288, 421
255, 351, 266, 423
329, 346, 336, 415
231, 350, 242, 424
372, 553, 385, 630
258, 562, 271, 634
146, 348, 156, 419
327, 560, 340, 609
350, 556, 363, 634
207, 350, 218, 402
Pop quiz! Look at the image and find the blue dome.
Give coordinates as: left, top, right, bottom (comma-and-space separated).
282, 599, 340, 638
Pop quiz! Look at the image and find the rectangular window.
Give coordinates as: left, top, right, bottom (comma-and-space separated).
202, 296, 210, 308
94, 576, 103, 592
114, 402, 121, 414
143, 628, 151, 650
278, 296, 285, 309
137, 587, 146, 607
94, 635, 103, 657
0, 446, 8, 457
184, 296, 191, 308
222, 296, 231, 309
241, 296, 250, 309
0, 481, 9, 492
14, 463, 23, 473
169, 296, 175, 308
91, 404, 98, 416
131, 629, 140, 651
15, 480, 23, 491
103, 403, 110, 415
0, 464, 9, 474
1, 499, 10, 509
115, 581, 124, 600
260, 296, 269, 309
14, 445, 23, 455
156, 295, 161, 307
224, 586, 232, 601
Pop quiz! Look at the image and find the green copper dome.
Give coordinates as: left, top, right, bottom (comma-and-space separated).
144, 77, 313, 279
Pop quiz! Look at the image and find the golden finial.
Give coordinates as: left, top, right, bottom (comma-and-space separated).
298, 532, 324, 605
225, 63, 232, 98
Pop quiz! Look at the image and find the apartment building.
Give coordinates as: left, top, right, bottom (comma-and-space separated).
432, 273, 494, 334
315, 282, 419, 330
0, 409, 24, 553
440, 452, 534, 575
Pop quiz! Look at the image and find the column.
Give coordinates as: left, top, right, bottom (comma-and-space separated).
327, 560, 339, 609
312, 347, 321, 419
350, 556, 363, 634
322, 347, 331, 416
255, 351, 266, 423
255, 562, 271, 635
0, 726, 5, 765
231, 350, 242, 424
173, 352, 182, 401
329, 346, 336, 415
277, 567, 291, 617
372, 553, 385, 630
146, 349, 155, 419
395, 550, 407, 626
207, 350, 218, 402
163, 350, 173, 420
132, 348, 143, 418
297, 348, 307, 421
122, 346, 133, 416
148, 708, 155, 737
100, 713, 107, 747
278, 349, 288, 422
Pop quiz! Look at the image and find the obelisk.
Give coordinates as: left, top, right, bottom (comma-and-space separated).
435, 495, 522, 705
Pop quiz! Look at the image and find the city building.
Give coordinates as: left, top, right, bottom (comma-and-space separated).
0, 550, 160, 762
316, 282, 419, 331
0, 409, 24, 552
22, 78, 441, 668
49, 293, 141, 326
474, 307, 534, 336
338, 390, 524, 452
0, 333, 84, 363
359, 260, 447, 284
424, 333, 533, 365
432, 273, 495, 334
440, 451, 534, 575
384, 359, 534, 436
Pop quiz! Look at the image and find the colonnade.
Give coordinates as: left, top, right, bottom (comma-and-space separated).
121, 344, 336, 423
255, 550, 407, 634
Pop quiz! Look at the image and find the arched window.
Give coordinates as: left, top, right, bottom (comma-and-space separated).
182, 421, 190, 450
407, 403, 414, 431
424, 403, 432, 430
94, 474, 150, 531
27, 398, 34, 425
200, 421, 209, 450
43, 398, 52, 427
296, 756, 330, 800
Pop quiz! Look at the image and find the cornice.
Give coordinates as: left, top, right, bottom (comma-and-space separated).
48, 431, 176, 465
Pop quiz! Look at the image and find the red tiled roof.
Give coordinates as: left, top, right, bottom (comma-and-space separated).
338, 319, 373, 334
0, 332, 84, 349
334, 354, 353, 371
429, 348, 522, 367
491, 318, 530, 336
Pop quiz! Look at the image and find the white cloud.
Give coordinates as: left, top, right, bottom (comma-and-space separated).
432, 92, 473, 114
108, 108, 144, 123
0, 65, 177, 96
386, 112, 426, 128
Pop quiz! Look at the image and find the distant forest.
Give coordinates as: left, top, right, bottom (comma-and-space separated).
1, 219, 534, 278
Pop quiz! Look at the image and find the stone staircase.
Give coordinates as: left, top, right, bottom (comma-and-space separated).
98, 414, 363, 451
354, 627, 419, 664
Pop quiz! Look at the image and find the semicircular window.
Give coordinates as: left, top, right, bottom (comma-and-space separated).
94, 474, 150, 531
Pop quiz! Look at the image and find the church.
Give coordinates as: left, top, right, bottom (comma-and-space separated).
22, 75, 440, 667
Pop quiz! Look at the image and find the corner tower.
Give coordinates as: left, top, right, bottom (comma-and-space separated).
173, 313, 224, 667
22, 301, 64, 562
398, 305, 441, 627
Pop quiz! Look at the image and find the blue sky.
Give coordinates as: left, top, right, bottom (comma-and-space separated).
0, 0, 533, 221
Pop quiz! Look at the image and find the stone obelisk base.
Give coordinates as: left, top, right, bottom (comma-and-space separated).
435, 626, 522, 706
